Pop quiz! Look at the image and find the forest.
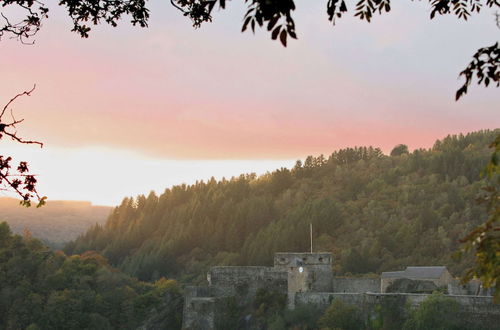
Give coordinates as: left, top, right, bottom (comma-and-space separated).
1, 219, 477, 329
65, 129, 499, 284
0, 222, 182, 329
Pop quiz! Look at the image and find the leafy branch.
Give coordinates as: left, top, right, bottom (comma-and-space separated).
167, 0, 500, 98
0, 0, 48, 44
0, 85, 45, 207
0, 0, 149, 41
456, 42, 499, 100
460, 135, 500, 301
59, 0, 149, 38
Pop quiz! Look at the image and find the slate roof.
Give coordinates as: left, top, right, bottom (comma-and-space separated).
381, 266, 448, 280
381, 271, 405, 279
404, 266, 447, 279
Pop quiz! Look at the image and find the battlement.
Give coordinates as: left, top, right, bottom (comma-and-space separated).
207, 266, 287, 301
274, 252, 332, 268
208, 266, 287, 286
181, 253, 498, 329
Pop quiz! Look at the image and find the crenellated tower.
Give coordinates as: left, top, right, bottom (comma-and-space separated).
274, 252, 333, 308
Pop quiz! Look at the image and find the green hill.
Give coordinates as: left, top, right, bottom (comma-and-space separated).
65, 130, 499, 284
0, 198, 112, 249
0, 222, 182, 329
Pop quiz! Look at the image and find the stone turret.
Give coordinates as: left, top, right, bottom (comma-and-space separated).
274, 252, 333, 308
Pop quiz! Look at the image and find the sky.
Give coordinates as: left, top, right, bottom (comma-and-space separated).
0, 0, 499, 206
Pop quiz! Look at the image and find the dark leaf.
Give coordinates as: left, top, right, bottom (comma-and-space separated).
279, 29, 287, 47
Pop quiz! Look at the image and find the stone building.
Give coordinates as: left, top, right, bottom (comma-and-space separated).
207, 266, 288, 302
182, 258, 497, 329
182, 252, 332, 329
381, 266, 453, 293
273, 252, 333, 308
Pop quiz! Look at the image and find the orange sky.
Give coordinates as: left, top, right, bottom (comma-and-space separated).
1, 1, 499, 205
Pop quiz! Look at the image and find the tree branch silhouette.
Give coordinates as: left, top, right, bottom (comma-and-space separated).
456, 42, 499, 100
0, 1, 48, 44
0, 85, 45, 207
1, 0, 498, 99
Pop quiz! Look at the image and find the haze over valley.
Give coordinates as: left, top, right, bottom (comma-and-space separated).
0, 198, 111, 248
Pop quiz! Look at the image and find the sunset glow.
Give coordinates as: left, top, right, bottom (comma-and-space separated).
1, 1, 498, 206
1, 142, 296, 205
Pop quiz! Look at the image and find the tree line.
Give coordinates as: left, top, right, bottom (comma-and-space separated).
65, 129, 499, 284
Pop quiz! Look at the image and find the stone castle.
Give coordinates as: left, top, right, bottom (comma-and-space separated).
182, 252, 499, 329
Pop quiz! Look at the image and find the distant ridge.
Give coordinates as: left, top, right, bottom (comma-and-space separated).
0, 197, 112, 248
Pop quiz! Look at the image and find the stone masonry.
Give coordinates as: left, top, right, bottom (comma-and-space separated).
182, 252, 332, 329
182, 253, 498, 329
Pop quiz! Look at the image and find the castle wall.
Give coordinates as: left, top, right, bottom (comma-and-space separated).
182, 255, 498, 329
182, 286, 214, 330
273, 254, 333, 291
382, 277, 451, 293
381, 268, 454, 293
184, 286, 212, 299
182, 297, 217, 330
207, 266, 287, 302
274, 252, 333, 308
438, 269, 454, 287
448, 279, 495, 296
306, 264, 334, 292
332, 277, 380, 293
273, 252, 333, 270
294, 292, 425, 310
381, 278, 396, 293
294, 292, 500, 329
286, 264, 334, 293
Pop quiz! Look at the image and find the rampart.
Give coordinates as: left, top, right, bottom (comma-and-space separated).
332, 277, 380, 293
208, 266, 287, 301
182, 296, 218, 330
294, 292, 500, 329
181, 254, 498, 329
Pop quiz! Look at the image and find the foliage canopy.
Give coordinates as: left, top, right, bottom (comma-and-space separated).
0, 222, 182, 329
318, 299, 363, 330
460, 134, 500, 301
402, 293, 461, 330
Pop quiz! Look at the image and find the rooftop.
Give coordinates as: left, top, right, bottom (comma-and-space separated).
274, 252, 333, 256
404, 266, 447, 279
381, 271, 405, 278
381, 266, 448, 280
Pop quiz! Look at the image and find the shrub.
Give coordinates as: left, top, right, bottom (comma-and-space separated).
318, 299, 363, 330
402, 293, 461, 330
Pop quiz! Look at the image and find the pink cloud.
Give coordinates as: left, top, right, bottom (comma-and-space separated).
0, 1, 498, 160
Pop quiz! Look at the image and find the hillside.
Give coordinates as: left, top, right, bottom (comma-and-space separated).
65, 130, 499, 283
0, 198, 112, 248
0, 222, 182, 329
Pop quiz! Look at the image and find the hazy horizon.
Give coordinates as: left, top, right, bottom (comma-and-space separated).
2, 129, 498, 206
